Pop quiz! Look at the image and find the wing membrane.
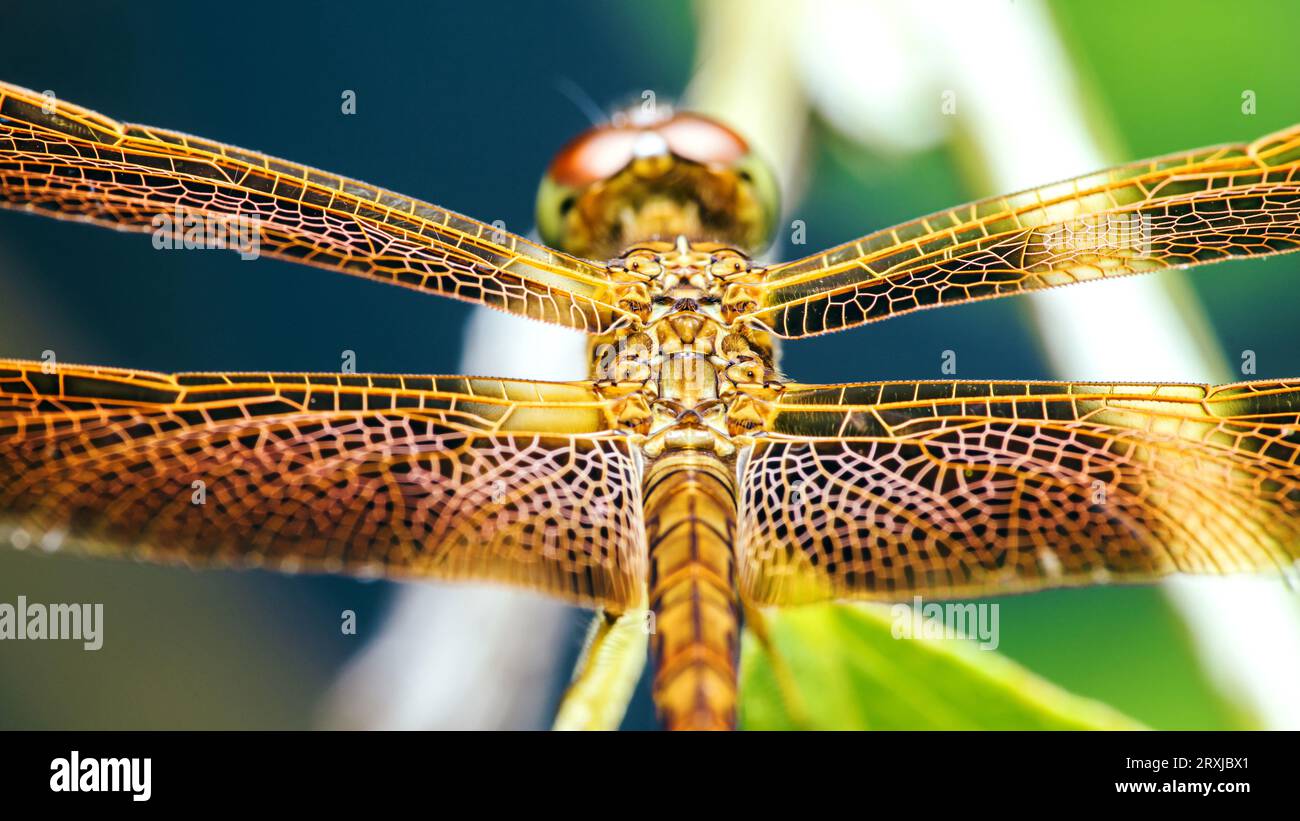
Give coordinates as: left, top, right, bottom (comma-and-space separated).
0, 81, 632, 333
738, 380, 1300, 604
752, 124, 1300, 337
0, 360, 646, 608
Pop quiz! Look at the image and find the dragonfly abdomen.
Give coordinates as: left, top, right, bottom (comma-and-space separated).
643, 449, 740, 730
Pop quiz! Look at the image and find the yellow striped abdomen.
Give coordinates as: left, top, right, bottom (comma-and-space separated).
643, 450, 740, 730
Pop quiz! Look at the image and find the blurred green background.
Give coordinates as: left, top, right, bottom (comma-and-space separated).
0, 0, 1296, 729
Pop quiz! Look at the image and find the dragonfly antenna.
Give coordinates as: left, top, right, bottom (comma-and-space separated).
553, 76, 607, 127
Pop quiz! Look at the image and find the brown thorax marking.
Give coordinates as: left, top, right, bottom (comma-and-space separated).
595, 237, 782, 455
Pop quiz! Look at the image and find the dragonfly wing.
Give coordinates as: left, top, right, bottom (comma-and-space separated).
0, 81, 633, 333
737, 380, 1300, 604
0, 360, 646, 609
750, 124, 1300, 337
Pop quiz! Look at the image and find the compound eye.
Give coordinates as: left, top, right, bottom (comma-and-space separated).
547, 127, 640, 188
544, 113, 753, 192
657, 113, 749, 168
536, 111, 780, 256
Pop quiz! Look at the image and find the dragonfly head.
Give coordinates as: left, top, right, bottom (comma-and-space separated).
537, 107, 779, 259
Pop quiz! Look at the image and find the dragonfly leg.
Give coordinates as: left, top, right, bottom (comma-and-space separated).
552, 608, 649, 731
741, 600, 810, 729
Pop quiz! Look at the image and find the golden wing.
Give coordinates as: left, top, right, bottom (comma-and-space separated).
0, 81, 634, 333
0, 360, 646, 608
750, 124, 1300, 337
738, 380, 1300, 604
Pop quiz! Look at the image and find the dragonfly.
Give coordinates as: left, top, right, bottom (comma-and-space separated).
1, 80, 1299, 731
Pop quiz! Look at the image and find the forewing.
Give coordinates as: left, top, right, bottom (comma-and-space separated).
751, 124, 1300, 337
0, 360, 646, 608
738, 380, 1300, 604
0, 81, 632, 333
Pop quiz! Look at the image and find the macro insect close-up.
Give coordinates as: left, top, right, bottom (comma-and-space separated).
1, 0, 1299, 747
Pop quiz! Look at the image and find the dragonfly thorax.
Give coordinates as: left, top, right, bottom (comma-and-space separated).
592, 239, 782, 456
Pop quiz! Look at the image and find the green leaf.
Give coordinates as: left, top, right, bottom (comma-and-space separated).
740, 603, 1146, 730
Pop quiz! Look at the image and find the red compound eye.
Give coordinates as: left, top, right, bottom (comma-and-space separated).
656, 113, 748, 168
548, 127, 640, 188
547, 112, 750, 188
